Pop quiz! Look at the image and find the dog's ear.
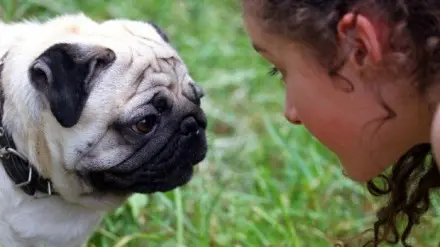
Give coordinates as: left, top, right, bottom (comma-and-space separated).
148, 21, 170, 43
29, 43, 116, 128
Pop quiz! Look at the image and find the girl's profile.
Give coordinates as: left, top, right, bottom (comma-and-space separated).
241, 0, 440, 245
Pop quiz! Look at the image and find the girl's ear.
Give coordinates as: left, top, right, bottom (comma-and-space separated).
337, 12, 383, 69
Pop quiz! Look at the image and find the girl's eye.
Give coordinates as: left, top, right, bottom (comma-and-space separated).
268, 66, 279, 76
268, 67, 285, 86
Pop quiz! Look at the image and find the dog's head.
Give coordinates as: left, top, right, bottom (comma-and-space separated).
0, 14, 207, 208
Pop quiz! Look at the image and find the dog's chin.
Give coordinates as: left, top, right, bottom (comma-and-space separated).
83, 133, 207, 195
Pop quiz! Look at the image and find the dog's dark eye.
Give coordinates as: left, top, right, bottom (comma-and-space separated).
132, 115, 157, 134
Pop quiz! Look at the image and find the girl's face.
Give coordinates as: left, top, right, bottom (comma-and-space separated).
243, 14, 433, 181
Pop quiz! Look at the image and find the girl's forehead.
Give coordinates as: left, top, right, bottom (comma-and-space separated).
244, 15, 290, 48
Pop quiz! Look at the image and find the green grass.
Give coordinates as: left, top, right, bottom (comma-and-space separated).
1, 0, 440, 246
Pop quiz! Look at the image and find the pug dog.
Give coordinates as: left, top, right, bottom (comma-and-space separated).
0, 13, 207, 247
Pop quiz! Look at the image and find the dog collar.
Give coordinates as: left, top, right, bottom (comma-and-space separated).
0, 52, 56, 197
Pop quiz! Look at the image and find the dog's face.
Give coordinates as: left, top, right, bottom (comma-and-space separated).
0, 14, 207, 208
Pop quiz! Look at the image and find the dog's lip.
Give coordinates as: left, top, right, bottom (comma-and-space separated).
82, 131, 207, 194
106, 127, 206, 173
82, 161, 195, 195
85, 134, 202, 178
109, 133, 174, 172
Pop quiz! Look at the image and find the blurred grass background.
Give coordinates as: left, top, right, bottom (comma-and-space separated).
1, 0, 440, 246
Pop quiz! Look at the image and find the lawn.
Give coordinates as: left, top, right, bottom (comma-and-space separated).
1, 0, 439, 246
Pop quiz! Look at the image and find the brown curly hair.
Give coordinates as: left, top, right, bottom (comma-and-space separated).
242, 0, 440, 246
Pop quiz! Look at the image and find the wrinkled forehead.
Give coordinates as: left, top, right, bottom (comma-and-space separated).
99, 20, 172, 54
39, 18, 193, 96
107, 20, 176, 59
101, 19, 167, 44
101, 20, 181, 68
50, 19, 180, 65
60, 20, 196, 118
71, 19, 189, 86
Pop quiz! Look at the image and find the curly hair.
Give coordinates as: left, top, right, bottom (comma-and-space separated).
242, 0, 440, 246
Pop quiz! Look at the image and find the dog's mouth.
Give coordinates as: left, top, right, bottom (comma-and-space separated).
83, 126, 207, 195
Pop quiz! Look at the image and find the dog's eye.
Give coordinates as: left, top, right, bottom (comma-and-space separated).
132, 115, 157, 134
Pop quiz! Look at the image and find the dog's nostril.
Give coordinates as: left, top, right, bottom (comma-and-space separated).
180, 116, 199, 135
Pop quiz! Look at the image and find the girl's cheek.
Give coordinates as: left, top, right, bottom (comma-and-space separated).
430, 105, 440, 170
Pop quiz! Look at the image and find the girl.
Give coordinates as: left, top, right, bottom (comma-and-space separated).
241, 0, 440, 246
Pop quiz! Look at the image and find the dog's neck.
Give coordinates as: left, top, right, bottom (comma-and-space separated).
0, 44, 105, 247
0, 161, 104, 247
0, 52, 56, 197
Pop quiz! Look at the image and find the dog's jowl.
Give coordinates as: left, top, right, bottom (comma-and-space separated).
0, 13, 207, 247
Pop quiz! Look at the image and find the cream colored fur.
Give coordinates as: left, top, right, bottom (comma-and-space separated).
0, 13, 197, 247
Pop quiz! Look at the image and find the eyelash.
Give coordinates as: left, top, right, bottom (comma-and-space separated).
268, 67, 279, 76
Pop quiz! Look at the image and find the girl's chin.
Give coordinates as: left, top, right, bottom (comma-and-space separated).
339, 159, 390, 183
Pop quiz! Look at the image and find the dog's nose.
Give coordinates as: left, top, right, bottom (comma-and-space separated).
180, 116, 199, 135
